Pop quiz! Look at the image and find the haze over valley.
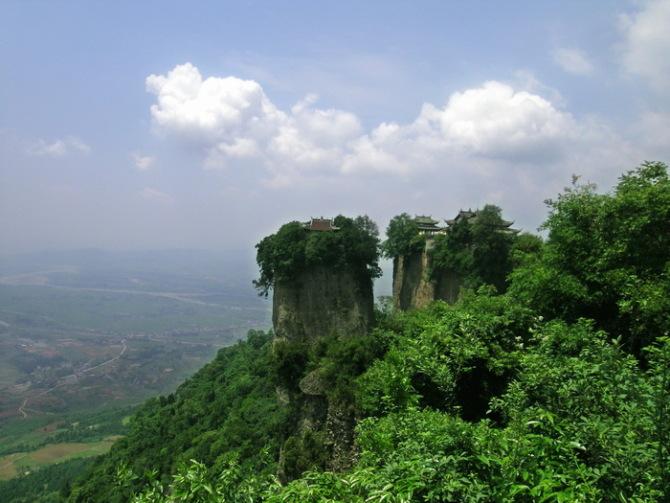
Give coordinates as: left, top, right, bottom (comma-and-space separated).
0, 250, 270, 479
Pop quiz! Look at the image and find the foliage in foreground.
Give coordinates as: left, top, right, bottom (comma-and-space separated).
509, 161, 670, 355
69, 161, 670, 502
118, 319, 670, 502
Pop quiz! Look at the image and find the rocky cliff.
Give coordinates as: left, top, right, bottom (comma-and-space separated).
272, 264, 374, 479
392, 246, 460, 310
272, 265, 373, 342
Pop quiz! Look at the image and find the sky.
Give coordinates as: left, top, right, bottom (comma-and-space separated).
1, 0, 669, 255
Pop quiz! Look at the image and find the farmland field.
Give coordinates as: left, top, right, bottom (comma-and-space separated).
0, 436, 120, 480
0, 249, 271, 479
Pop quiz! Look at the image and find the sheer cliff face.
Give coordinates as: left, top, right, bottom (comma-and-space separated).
393, 250, 460, 310
272, 265, 373, 478
392, 253, 435, 310
272, 266, 374, 342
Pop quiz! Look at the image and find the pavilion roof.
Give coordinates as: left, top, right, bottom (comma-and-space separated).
304, 217, 340, 232
446, 209, 518, 232
412, 215, 447, 235
414, 215, 439, 226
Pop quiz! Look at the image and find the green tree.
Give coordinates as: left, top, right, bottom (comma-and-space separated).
430, 205, 518, 292
381, 213, 425, 258
254, 216, 381, 297
509, 161, 670, 354
254, 222, 307, 297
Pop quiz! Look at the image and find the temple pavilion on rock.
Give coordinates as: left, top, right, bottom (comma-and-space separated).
303, 217, 340, 232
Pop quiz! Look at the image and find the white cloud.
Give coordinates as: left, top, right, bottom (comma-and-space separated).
512, 70, 566, 107
146, 63, 363, 178
553, 48, 594, 75
620, 0, 670, 90
146, 63, 285, 146
219, 138, 259, 158
139, 187, 173, 203
343, 81, 587, 175
132, 153, 156, 171
435, 81, 576, 159
28, 136, 90, 157
146, 63, 622, 188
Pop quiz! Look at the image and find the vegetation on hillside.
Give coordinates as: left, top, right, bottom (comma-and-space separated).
254, 215, 381, 296
67, 331, 286, 502
429, 204, 530, 292
109, 296, 670, 502
60, 161, 670, 502
382, 206, 541, 293
380, 213, 426, 258
509, 161, 670, 356
0, 458, 94, 503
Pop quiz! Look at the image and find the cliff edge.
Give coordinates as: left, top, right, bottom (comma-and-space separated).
273, 266, 373, 342
257, 216, 380, 479
392, 248, 460, 310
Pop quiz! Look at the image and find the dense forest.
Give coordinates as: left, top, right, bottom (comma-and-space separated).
5, 161, 669, 502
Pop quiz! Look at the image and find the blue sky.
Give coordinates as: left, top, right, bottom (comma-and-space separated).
1, 0, 669, 254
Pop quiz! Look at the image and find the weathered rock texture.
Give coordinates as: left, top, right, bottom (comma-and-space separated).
273, 265, 373, 342
325, 401, 357, 471
393, 253, 435, 310
273, 264, 373, 479
434, 269, 462, 305
393, 247, 461, 310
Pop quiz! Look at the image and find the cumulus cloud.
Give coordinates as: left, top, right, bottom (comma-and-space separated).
146, 63, 285, 146
346, 81, 593, 175
431, 82, 576, 159
28, 136, 90, 157
139, 187, 173, 203
132, 153, 156, 171
553, 48, 594, 75
620, 0, 670, 90
146, 63, 619, 186
146, 64, 362, 178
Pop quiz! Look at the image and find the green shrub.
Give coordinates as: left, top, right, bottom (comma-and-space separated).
430, 205, 519, 292
356, 289, 535, 420
509, 161, 670, 355
381, 213, 425, 258
280, 431, 330, 482
254, 215, 381, 296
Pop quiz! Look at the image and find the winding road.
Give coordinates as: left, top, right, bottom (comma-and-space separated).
18, 340, 127, 419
